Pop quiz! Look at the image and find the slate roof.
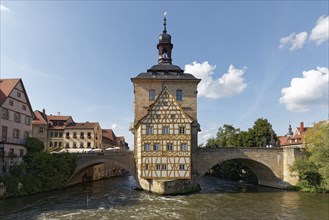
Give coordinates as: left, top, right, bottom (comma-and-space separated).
132, 63, 200, 81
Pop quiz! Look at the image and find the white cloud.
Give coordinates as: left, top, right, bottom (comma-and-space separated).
309, 15, 329, 45
198, 128, 217, 146
112, 123, 123, 130
279, 32, 308, 50
184, 61, 247, 99
0, 4, 10, 12
279, 67, 328, 112
279, 15, 329, 50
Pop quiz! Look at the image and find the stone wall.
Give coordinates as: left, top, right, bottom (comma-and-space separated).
133, 79, 199, 124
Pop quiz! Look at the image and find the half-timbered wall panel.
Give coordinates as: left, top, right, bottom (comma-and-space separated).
137, 87, 193, 179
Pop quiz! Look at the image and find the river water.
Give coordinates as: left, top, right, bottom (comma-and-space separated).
1, 175, 328, 220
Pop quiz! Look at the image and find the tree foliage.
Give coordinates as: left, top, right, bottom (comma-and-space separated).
1, 150, 77, 198
206, 118, 278, 148
291, 121, 329, 192
25, 137, 44, 154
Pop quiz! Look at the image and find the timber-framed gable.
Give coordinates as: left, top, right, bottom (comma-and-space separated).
136, 86, 193, 179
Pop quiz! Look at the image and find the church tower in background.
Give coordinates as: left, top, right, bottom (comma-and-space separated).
131, 15, 201, 194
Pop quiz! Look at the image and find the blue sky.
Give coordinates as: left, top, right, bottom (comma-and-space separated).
1, 1, 328, 147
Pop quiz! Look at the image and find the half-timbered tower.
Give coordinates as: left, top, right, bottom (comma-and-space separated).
131, 15, 201, 193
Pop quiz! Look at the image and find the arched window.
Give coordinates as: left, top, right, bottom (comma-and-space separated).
176, 89, 183, 101
149, 89, 156, 101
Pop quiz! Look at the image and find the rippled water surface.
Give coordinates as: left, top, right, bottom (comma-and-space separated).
1, 175, 328, 220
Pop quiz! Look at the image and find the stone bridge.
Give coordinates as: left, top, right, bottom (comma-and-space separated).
72, 151, 136, 184
192, 147, 303, 188
72, 147, 303, 189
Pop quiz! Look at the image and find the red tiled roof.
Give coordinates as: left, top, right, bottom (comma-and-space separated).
32, 110, 48, 125
279, 123, 310, 147
47, 115, 72, 121
66, 122, 99, 129
0, 78, 34, 114
0, 78, 21, 105
102, 129, 117, 142
117, 136, 125, 142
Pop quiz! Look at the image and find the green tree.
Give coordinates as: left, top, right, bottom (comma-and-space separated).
291, 121, 329, 192
248, 118, 278, 147
25, 137, 44, 154
207, 124, 241, 147
236, 130, 254, 147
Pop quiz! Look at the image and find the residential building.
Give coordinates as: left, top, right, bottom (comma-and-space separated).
102, 129, 129, 151
0, 78, 33, 174
47, 114, 74, 150
32, 110, 74, 150
279, 122, 310, 148
117, 136, 129, 151
32, 111, 103, 152
65, 122, 103, 151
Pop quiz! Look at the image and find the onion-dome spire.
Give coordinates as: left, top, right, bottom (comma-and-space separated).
157, 12, 173, 64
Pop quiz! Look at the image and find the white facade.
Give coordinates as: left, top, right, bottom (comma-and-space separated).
0, 79, 33, 174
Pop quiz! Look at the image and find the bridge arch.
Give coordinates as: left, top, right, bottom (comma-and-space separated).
195, 149, 285, 188
71, 154, 137, 185
203, 158, 282, 188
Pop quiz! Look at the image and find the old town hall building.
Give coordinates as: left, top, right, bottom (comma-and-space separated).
131, 16, 201, 193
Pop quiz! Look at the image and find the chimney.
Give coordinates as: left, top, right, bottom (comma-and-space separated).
57, 112, 60, 116
42, 109, 45, 114
300, 122, 304, 133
